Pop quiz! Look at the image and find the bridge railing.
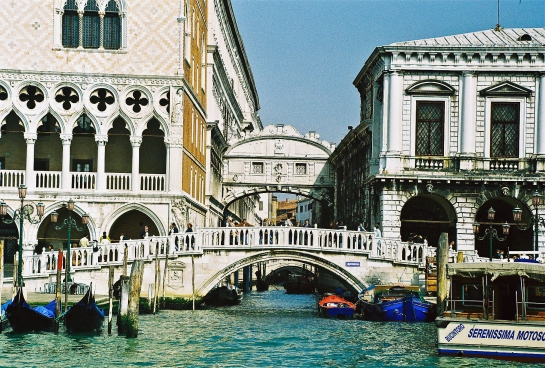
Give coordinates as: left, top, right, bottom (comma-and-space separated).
20, 228, 427, 278
20, 234, 201, 278
200, 226, 428, 267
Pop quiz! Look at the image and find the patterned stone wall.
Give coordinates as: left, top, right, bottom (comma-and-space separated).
0, 1, 184, 77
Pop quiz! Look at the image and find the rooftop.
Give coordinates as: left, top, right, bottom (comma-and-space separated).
389, 28, 545, 48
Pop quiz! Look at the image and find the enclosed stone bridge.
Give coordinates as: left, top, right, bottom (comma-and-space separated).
222, 124, 336, 207
18, 227, 429, 299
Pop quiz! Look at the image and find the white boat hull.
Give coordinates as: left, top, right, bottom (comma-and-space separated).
437, 317, 545, 361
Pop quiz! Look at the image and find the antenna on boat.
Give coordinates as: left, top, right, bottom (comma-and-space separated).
494, 0, 502, 31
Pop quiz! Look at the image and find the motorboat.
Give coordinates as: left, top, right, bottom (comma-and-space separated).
436, 262, 545, 361
201, 284, 242, 306
318, 294, 356, 319
358, 285, 435, 322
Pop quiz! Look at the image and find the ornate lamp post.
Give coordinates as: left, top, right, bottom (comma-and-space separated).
473, 207, 510, 261
0, 185, 44, 288
50, 199, 89, 282
513, 190, 545, 253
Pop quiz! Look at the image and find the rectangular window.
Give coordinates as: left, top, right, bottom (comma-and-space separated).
62, 13, 80, 48
252, 162, 264, 174
491, 102, 519, 158
34, 159, 49, 171
82, 14, 100, 49
416, 101, 444, 156
295, 163, 307, 175
526, 286, 545, 310
72, 160, 92, 172
259, 201, 263, 211
103, 15, 121, 49
462, 284, 483, 307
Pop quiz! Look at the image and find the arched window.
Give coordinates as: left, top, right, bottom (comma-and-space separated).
62, 0, 79, 48
104, 0, 121, 50
82, 0, 100, 49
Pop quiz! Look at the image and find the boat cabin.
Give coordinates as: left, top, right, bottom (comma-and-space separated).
444, 262, 545, 322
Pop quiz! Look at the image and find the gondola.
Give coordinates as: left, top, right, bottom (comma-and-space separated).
283, 274, 315, 294
6, 287, 56, 333
1, 300, 10, 332
64, 286, 105, 333
201, 285, 242, 306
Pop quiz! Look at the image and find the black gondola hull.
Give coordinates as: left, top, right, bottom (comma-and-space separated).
64, 288, 104, 333
6, 289, 56, 333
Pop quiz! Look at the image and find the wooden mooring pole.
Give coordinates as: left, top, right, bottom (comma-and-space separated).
153, 244, 159, 314
437, 232, 449, 315
126, 260, 145, 338
108, 266, 114, 334
54, 250, 63, 333
192, 255, 195, 311
0, 241, 3, 307
0, 241, 3, 333
161, 242, 169, 309
64, 248, 69, 313
117, 275, 130, 335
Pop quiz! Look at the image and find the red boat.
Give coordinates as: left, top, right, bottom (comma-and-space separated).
318, 294, 356, 318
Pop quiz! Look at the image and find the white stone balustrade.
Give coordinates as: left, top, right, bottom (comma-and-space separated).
19, 227, 427, 279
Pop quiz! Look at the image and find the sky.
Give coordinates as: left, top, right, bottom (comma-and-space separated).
230, 0, 545, 145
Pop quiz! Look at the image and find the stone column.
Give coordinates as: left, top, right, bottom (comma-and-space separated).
99, 11, 105, 49
384, 71, 403, 173
459, 72, 477, 170
61, 134, 72, 190
536, 74, 545, 171
96, 135, 108, 191
130, 136, 142, 192
78, 10, 84, 49
166, 137, 183, 193
24, 133, 37, 190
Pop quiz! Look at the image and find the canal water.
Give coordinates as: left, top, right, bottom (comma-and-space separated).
0, 289, 541, 367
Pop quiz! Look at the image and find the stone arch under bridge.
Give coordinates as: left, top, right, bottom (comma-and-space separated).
195, 249, 366, 297
222, 124, 335, 208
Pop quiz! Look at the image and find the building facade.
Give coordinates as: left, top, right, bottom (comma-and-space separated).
332, 28, 545, 258
0, 0, 259, 262
205, 0, 262, 227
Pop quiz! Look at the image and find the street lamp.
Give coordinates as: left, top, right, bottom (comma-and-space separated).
473, 207, 510, 261
513, 190, 545, 253
50, 199, 89, 282
0, 184, 44, 288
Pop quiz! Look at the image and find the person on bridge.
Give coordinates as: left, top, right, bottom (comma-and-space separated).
79, 234, 90, 248
169, 222, 179, 251
140, 225, 149, 239
100, 232, 111, 244
374, 223, 382, 255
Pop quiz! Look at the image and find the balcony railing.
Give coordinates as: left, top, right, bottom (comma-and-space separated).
140, 174, 166, 191
0, 170, 25, 188
489, 158, 520, 171
72, 172, 96, 189
107, 173, 131, 191
35, 171, 61, 189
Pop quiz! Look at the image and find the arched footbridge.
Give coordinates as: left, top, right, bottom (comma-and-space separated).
17, 227, 431, 299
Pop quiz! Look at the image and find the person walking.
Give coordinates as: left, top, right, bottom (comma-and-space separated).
79, 234, 90, 248
374, 223, 382, 255
140, 225, 149, 239
169, 222, 179, 251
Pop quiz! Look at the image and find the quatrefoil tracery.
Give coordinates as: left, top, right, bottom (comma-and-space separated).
19, 85, 44, 109
55, 87, 79, 110
126, 90, 148, 113
90, 88, 115, 112
159, 91, 170, 113
0, 87, 7, 101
